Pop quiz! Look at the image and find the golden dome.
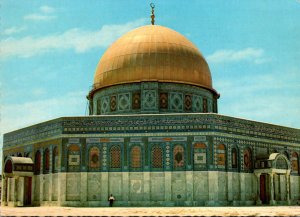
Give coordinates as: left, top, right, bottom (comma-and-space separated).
93, 25, 215, 93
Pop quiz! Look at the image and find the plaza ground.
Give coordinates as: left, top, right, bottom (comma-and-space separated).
1, 206, 300, 216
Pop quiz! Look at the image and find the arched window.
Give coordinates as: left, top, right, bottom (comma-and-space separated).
130, 146, 142, 170
243, 148, 252, 171
89, 147, 100, 170
193, 143, 207, 170
68, 144, 81, 172
17, 153, 22, 157
4, 159, 13, 173
44, 148, 50, 174
173, 145, 184, 169
217, 144, 226, 168
292, 152, 299, 174
151, 145, 163, 169
52, 146, 58, 173
35, 150, 41, 174
232, 147, 238, 169
110, 145, 121, 169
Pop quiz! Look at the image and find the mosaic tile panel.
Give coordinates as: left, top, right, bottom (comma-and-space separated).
169, 92, 183, 111
118, 93, 130, 111
130, 146, 142, 169
142, 90, 157, 110
101, 96, 109, 114
193, 143, 207, 170
151, 145, 163, 169
173, 145, 184, 169
110, 145, 121, 169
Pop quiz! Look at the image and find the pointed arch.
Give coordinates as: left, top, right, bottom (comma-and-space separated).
110, 145, 121, 169
130, 145, 142, 170
173, 145, 184, 169
89, 146, 100, 170
217, 144, 226, 169
292, 152, 299, 174
52, 146, 58, 173
34, 150, 41, 175
151, 145, 163, 170
243, 147, 252, 171
231, 147, 238, 169
44, 148, 50, 174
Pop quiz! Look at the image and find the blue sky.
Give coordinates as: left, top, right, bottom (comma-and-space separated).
1, 0, 300, 167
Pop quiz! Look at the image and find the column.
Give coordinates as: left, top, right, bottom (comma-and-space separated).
13, 177, 18, 207
7, 178, 11, 204
255, 173, 262, 205
1, 177, 7, 206
49, 147, 53, 203
286, 172, 291, 205
39, 149, 44, 205
269, 173, 275, 205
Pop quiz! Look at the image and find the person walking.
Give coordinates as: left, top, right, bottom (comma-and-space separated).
108, 194, 115, 207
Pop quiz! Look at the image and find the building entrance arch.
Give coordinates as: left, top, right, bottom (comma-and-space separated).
254, 153, 291, 205
2, 157, 34, 207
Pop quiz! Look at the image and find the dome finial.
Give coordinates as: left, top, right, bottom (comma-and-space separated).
150, 3, 155, 25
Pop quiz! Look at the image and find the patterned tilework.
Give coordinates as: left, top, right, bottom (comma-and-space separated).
3, 114, 300, 175
91, 82, 215, 115
142, 90, 157, 111
130, 145, 142, 169
4, 113, 300, 149
193, 143, 208, 170
151, 145, 163, 170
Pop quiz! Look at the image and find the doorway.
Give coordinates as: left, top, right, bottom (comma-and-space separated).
260, 174, 267, 204
24, 177, 32, 206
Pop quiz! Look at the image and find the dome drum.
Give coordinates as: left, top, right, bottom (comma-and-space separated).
89, 82, 217, 115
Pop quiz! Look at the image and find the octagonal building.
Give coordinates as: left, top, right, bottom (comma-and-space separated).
2, 22, 300, 207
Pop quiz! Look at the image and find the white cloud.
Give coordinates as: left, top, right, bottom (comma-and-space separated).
1, 91, 86, 135
24, 13, 56, 21
40, 5, 55, 14
207, 48, 269, 64
215, 69, 300, 128
2, 26, 27, 35
24, 5, 56, 21
1, 18, 146, 59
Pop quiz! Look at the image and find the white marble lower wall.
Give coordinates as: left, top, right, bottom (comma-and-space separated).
24, 172, 300, 206
61, 171, 257, 206
291, 175, 300, 202
52, 174, 58, 201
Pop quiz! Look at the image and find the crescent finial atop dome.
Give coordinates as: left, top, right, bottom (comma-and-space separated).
150, 3, 155, 25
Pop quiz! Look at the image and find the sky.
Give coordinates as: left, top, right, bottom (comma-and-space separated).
1, 0, 300, 170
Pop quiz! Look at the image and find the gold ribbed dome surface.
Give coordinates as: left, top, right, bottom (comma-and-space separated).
94, 25, 213, 91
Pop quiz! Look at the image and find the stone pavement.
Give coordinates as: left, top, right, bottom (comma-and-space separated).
1, 206, 300, 216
